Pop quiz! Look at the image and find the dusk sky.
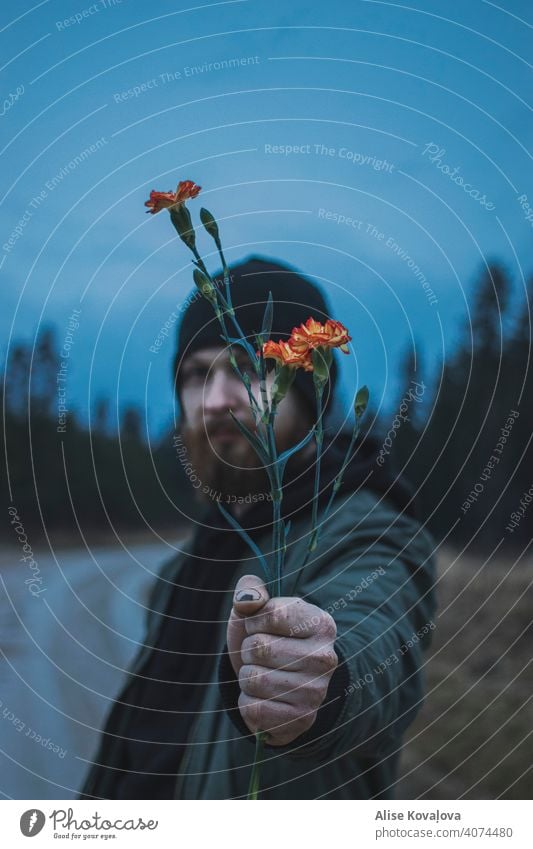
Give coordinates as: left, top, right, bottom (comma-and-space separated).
2, 0, 532, 438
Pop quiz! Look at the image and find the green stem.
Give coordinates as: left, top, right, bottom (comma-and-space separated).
261, 356, 284, 593
321, 420, 361, 522
191, 246, 211, 279
181, 231, 263, 431
308, 385, 324, 552
265, 402, 283, 596
290, 418, 361, 598
244, 368, 283, 799
258, 358, 271, 422
218, 245, 233, 311
271, 475, 283, 596
247, 730, 268, 799
191, 245, 256, 361
212, 295, 264, 426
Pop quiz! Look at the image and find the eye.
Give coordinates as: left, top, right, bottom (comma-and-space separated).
182, 365, 207, 384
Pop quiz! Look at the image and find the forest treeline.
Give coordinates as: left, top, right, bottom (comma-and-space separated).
381, 262, 532, 552
1, 327, 196, 541
1, 262, 531, 551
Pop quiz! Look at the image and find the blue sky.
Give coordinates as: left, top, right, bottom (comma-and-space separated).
2, 0, 532, 438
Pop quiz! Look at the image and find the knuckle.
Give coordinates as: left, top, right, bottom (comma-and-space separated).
238, 693, 262, 731
238, 664, 255, 693
267, 704, 318, 745
305, 681, 327, 710
249, 634, 273, 664
321, 614, 337, 640
303, 607, 336, 639
239, 664, 268, 697
274, 711, 315, 745
268, 606, 287, 631
244, 600, 274, 633
279, 704, 302, 729
314, 648, 339, 673
240, 635, 255, 664
267, 702, 298, 737
253, 699, 269, 731
328, 646, 339, 669
272, 702, 300, 731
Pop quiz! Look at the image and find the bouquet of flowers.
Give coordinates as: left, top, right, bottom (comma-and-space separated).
145, 180, 369, 798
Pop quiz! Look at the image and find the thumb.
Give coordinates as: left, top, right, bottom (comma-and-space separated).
227, 574, 270, 677
233, 573, 270, 616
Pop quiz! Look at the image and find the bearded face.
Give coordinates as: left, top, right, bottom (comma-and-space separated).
178, 346, 313, 506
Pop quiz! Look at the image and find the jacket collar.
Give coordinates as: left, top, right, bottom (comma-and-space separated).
189, 432, 418, 559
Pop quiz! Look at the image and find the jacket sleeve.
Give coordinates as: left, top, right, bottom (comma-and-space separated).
218, 490, 437, 761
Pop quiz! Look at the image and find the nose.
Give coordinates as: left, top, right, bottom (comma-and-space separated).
203, 367, 243, 415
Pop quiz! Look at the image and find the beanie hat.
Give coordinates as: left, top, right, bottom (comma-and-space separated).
173, 256, 338, 421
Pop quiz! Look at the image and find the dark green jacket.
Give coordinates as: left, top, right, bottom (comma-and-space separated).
80, 487, 436, 799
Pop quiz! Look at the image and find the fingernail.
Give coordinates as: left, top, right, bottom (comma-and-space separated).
235, 588, 262, 602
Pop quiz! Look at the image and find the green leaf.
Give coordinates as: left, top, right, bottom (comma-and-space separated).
219, 331, 258, 364
270, 364, 296, 405
260, 292, 273, 345
228, 410, 271, 468
277, 426, 316, 478
219, 335, 252, 354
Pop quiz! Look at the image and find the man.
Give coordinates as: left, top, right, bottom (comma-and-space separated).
80, 257, 437, 799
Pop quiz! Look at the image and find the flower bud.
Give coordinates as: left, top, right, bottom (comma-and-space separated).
193, 268, 217, 305
354, 385, 369, 419
200, 207, 220, 245
170, 204, 196, 250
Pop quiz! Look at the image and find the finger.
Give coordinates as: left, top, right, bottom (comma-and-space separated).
232, 573, 270, 616
240, 633, 339, 675
238, 692, 316, 745
238, 664, 328, 709
244, 598, 334, 639
227, 574, 270, 676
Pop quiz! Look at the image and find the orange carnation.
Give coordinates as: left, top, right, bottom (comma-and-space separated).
289, 317, 351, 355
144, 180, 201, 214
322, 319, 351, 353
289, 317, 330, 354
262, 340, 313, 371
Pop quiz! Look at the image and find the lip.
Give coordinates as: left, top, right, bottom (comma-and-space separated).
210, 430, 237, 441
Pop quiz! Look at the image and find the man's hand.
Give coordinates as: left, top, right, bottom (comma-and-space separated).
226, 573, 339, 746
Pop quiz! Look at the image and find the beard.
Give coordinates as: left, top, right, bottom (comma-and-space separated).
179, 413, 311, 506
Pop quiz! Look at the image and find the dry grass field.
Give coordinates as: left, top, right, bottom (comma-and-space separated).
397, 544, 532, 799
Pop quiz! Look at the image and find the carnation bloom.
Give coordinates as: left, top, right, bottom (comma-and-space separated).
290, 317, 351, 355
321, 319, 352, 353
261, 317, 351, 373
289, 317, 330, 354
144, 180, 201, 214
262, 339, 313, 371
